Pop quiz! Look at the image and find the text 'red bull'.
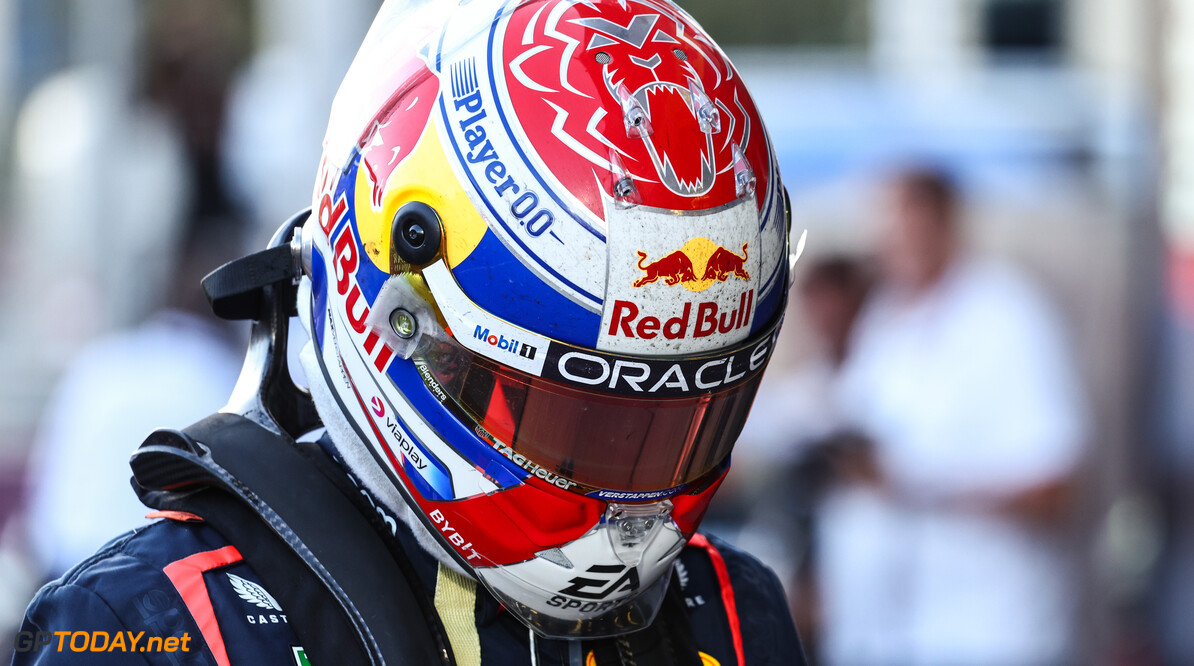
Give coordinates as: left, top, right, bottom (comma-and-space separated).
325, 192, 394, 373
608, 290, 754, 340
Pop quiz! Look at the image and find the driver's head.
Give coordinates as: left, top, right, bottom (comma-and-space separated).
880, 167, 960, 293
295, 0, 795, 638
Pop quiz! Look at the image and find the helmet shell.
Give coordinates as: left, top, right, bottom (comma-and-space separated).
302, 0, 790, 638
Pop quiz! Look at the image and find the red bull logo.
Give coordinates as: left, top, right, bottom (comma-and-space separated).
607, 291, 754, 341
633, 239, 749, 292
703, 244, 751, 282
356, 62, 440, 212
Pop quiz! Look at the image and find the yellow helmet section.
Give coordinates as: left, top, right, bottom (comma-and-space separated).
353, 117, 489, 273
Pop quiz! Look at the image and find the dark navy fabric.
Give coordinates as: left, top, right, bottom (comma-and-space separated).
14, 520, 302, 665
15, 479, 804, 666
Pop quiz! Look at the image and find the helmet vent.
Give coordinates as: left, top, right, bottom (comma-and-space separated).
594, 51, 611, 65
534, 548, 575, 569
672, 48, 687, 61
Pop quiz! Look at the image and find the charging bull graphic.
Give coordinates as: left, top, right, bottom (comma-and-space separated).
633, 250, 696, 288
500, 0, 773, 218
633, 239, 749, 291
702, 244, 750, 282
357, 64, 441, 213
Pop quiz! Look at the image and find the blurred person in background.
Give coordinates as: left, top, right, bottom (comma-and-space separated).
736, 257, 874, 474
731, 255, 872, 655
820, 168, 1088, 665
8, 0, 249, 597
22, 222, 243, 581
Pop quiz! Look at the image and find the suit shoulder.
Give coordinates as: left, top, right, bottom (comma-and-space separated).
18, 520, 230, 664
51, 519, 234, 591
682, 533, 784, 599
681, 532, 807, 665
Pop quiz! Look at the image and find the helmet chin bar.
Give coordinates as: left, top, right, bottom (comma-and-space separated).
485, 564, 674, 639
474, 509, 686, 639
202, 208, 321, 439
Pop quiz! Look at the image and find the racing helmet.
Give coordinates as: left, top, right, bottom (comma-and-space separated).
297, 0, 795, 638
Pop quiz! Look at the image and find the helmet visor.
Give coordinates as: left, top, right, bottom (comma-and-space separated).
415, 321, 775, 493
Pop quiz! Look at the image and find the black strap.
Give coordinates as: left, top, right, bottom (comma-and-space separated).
201, 244, 299, 321
291, 434, 458, 664
583, 575, 702, 666
131, 413, 452, 666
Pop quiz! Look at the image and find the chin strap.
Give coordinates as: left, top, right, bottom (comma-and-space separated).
435, 564, 482, 666
201, 209, 320, 440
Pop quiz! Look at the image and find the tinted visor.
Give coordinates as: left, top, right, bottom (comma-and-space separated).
416, 324, 776, 493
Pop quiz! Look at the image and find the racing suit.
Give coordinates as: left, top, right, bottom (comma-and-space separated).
14, 442, 805, 665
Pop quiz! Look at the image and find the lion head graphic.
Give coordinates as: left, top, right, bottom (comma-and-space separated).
500, 0, 772, 219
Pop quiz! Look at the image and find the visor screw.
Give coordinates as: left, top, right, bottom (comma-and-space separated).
390, 309, 417, 339
732, 142, 756, 199
405, 223, 425, 247
609, 150, 640, 208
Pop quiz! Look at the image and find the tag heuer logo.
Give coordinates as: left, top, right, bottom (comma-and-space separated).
227, 572, 282, 611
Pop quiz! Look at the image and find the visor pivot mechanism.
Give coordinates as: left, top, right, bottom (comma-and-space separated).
390, 202, 442, 269
605, 501, 673, 566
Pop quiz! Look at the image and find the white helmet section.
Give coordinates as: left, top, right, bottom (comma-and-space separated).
435, 0, 610, 313
599, 198, 762, 355
478, 515, 686, 635
322, 0, 454, 170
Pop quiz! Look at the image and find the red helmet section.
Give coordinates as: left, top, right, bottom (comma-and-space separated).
502, 0, 773, 218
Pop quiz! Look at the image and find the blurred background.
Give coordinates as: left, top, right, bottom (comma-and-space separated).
0, 0, 1190, 663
